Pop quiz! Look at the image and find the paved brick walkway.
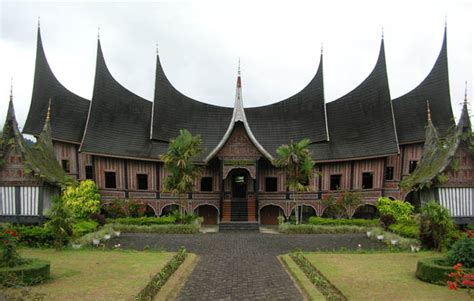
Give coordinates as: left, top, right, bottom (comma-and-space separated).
112, 232, 383, 300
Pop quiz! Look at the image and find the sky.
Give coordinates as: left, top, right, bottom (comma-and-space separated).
0, 0, 472, 130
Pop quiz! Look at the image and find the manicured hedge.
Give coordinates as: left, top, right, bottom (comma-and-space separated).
108, 216, 177, 225
15, 226, 55, 247
308, 217, 379, 227
279, 224, 367, 234
388, 222, 419, 239
111, 223, 200, 234
416, 257, 474, 284
0, 259, 50, 286
135, 247, 187, 300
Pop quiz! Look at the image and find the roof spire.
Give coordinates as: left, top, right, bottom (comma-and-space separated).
321, 43, 323, 55
155, 43, 159, 55
381, 26, 384, 40
445, 14, 447, 28
97, 27, 100, 40
238, 57, 241, 75
37, 16, 40, 28
9, 77, 13, 103
426, 100, 432, 122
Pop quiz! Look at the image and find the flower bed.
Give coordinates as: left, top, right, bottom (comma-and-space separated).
135, 247, 187, 300
0, 259, 50, 286
111, 223, 200, 234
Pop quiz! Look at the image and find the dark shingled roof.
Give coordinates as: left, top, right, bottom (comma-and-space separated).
310, 39, 399, 161
151, 54, 233, 157
80, 40, 168, 159
23, 27, 90, 144
393, 28, 455, 144
245, 53, 328, 156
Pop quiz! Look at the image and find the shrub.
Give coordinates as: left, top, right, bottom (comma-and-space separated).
112, 224, 200, 234
0, 258, 50, 286
376, 197, 414, 223
102, 199, 127, 218
45, 196, 74, 249
416, 257, 457, 284
111, 216, 176, 226
419, 201, 455, 251
125, 200, 147, 217
308, 217, 378, 227
278, 223, 367, 234
380, 214, 396, 229
388, 221, 419, 239
63, 180, 101, 219
72, 220, 98, 238
447, 230, 474, 268
15, 226, 55, 248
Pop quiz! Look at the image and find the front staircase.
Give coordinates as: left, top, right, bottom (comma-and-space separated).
220, 197, 258, 231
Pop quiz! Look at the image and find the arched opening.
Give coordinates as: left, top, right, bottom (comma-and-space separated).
160, 204, 183, 216
144, 205, 157, 217
260, 205, 285, 225
290, 205, 316, 223
194, 205, 218, 225
322, 205, 347, 219
352, 204, 378, 219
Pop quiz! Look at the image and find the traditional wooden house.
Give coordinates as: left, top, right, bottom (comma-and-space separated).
401, 97, 473, 224
16, 25, 473, 226
0, 94, 72, 224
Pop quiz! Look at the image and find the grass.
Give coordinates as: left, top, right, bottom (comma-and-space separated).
298, 252, 470, 300
4, 248, 174, 300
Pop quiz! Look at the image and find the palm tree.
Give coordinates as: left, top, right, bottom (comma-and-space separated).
160, 129, 203, 215
273, 138, 315, 224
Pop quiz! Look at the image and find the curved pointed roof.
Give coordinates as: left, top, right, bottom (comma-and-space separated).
151, 52, 233, 158
311, 38, 399, 160
23, 27, 90, 144
80, 39, 167, 159
245, 53, 329, 157
393, 27, 455, 144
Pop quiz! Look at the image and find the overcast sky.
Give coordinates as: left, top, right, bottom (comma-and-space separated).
0, 0, 472, 130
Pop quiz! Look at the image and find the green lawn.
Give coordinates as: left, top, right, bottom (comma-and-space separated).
5, 248, 174, 300
300, 252, 470, 301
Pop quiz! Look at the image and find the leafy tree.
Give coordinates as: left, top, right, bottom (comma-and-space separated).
160, 129, 202, 215
273, 138, 315, 224
62, 180, 101, 219
419, 201, 454, 251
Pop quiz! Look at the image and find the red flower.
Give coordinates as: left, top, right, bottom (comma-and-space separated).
4, 229, 17, 237
447, 281, 458, 290
453, 263, 463, 271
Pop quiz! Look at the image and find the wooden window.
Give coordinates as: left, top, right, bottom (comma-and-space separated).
137, 174, 148, 190
85, 166, 93, 180
200, 177, 213, 192
61, 160, 70, 173
385, 166, 394, 181
330, 174, 341, 191
362, 172, 373, 189
105, 172, 116, 189
265, 177, 278, 192
409, 160, 418, 173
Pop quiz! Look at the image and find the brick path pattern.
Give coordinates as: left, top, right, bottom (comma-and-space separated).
112, 232, 383, 300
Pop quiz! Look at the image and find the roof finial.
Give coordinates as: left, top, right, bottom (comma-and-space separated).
321, 43, 323, 55
155, 43, 159, 55
38, 16, 40, 28
238, 57, 241, 76
46, 98, 52, 122
426, 100, 432, 122
445, 14, 447, 28
381, 26, 384, 40
465, 81, 468, 105
97, 27, 100, 40
9, 77, 13, 102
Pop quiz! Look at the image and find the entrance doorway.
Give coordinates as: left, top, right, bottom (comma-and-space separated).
232, 171, 247, 199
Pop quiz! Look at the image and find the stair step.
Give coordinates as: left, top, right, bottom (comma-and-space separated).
219, 223, 259, 232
